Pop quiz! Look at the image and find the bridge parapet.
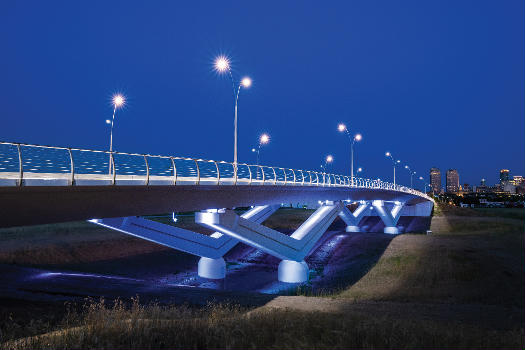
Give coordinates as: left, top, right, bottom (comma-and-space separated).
0, 141, 432, 202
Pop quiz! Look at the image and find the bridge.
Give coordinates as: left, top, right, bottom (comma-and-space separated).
0, 141, 434, 283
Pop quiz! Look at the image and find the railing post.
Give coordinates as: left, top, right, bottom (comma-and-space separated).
170, 157, 177, 185
283, 168, 287, 185
315, 172, 319, 186
67, 148, 75, 186
247, 164, 252, 185
261, 166, 265, 185
143, 155, 150, 185
16, 143, 23, 187
194, 159, 200, 185
233, 163, 238, 186
214, 161, 220, 185
110, 152, 116, 185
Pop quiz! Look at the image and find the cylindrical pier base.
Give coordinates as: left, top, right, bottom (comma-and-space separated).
345, 225, 361, 233
278, 260, 309, 283
198, 257, 226, 279
384, 226, 400, 234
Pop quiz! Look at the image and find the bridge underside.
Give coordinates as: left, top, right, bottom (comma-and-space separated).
0, 184, 433, 284
0, 185, 430, 228
89, 199, 433, 283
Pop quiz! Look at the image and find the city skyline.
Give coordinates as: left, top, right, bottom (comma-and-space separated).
0, 1, 523, 187
428, 166, 524, 194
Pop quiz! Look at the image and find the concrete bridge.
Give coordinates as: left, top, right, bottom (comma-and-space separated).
0, 141, 434, 283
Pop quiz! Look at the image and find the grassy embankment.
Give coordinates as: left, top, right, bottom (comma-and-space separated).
0, 204, 523, 349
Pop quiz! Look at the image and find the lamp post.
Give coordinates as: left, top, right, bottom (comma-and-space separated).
320, 155, 333, 184
385, 152, 401, 186
418, 176, 429, 193
404, 165, 416, 188
252, 133, 270, 166
214, 56, 251, 178
107, 94, 125, 175
338, 123, 362, 186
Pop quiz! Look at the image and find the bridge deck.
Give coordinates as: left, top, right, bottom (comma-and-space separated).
0, 185, 429, 228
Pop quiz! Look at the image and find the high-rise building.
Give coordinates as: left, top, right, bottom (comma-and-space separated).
512, 175, 523, 186
429, 167, 441, 193
462, 183, 472, 193
500, 169, 510, 184
446, 169, 460, 193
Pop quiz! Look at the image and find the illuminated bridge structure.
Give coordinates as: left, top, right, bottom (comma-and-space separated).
0, 142, 434, 283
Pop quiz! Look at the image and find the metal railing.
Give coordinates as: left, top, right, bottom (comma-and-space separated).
0, 141, 432, 201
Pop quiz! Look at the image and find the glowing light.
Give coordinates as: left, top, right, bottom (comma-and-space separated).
214, 56, 230, 73
337, 123, 346, 132
419, 176, 423, 180
326, 155, 333, 163
354, 133, 362, 141
358, 167, 363, 172
252, 148, 256, 152
241, 77, 252, 88
405, 165, 409, 169
396, 160, 401, 163
105, 119, 111, 124
113, 94, 125, 108
260, 133, 270, 144
385, 152, 391, 157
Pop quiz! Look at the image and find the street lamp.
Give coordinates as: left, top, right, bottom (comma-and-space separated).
319, 155, 334, 184
338, 123, 362, 186
252, 133, 270, 166
107, 93, 125, 174
385, 152, 401, 186
418, 176, 429, 193
214, 55, 252, 177
404, 165, 416, 188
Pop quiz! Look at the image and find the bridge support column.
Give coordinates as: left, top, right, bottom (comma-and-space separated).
196, 201, 344, 283
278, 260, 309, 283
338, 201, 369, 232
371, 200, 404, 234
89, 204, 279, 280
198, 257, 226, 279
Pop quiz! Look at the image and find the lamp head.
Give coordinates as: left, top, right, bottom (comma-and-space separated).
113, 94, 125, 108
241, 77, 252, 88
354, 133, 362, 141
385, 152, 391, 157
337, 123, 346, 132
259, 133, 269, 144
214, 56, 230, 73
326, 155, 333, 163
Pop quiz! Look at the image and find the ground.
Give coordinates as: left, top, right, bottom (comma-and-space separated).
0, 205, 523, 349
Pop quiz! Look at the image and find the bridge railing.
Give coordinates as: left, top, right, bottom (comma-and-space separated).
0, 141, 432, 200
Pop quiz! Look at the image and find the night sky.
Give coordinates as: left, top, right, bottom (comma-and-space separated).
1, 1, 523, 188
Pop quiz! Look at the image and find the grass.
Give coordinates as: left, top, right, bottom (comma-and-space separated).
1, 298, 522, 350
0, 221, 167, 266
0, 203, 523, 349
337, 205, 524, 306
474, 207, 525, 220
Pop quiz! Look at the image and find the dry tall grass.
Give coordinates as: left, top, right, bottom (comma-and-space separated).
1, 298, 522, 350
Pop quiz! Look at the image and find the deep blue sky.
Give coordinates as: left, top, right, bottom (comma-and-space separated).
1, 1, 523, 187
